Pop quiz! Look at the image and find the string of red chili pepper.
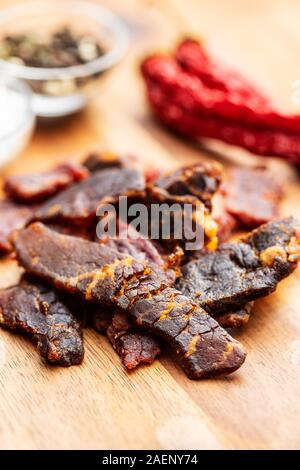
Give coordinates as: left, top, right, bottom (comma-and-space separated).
176, 39, 270, 104
143, 64, 300, 163
142, 54, 300, 135
141, 40, 300, 162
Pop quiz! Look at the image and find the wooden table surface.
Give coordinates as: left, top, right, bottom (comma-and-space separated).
1, 0, 300, 450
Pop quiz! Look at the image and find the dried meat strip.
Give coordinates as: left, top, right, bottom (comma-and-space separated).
217, 303, 253, 328
0, 200, 34, 254
147, 163, 221, 251
152, 162, 223, 211
92, 308, 161, 370
4, 162, 89, 203
34, 167, 145, 225
177, 218, 300, 315
211, 193, 237, 243
98, 220, 183, 273
83, 152, 138, 173
221, 167, 283, 228
13, 223, 246, 379
0, 276, 84, 366
83, 152, 124, 172
95, 226, 176, 369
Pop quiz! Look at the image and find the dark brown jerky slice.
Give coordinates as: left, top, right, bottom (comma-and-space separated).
98, 220, 183, 273
0, 276, 84, 366
211, 193, 237, 243
128, 288, 245, 379
221, 167, 283, 229
216, 303, 253, 328
0, 200, 34, 254
152, 162, 223, 211
177, 217, 300, 315
83, 152, 138, 173
147, 164, 220, 252
46, 222, 93, 240
4, 162, 89, 204
34, 167, 145, 225
13, 223, 246, 379
92, 308, 161, 370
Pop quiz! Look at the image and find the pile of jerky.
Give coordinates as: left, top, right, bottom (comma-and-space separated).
0, 153, 299, 380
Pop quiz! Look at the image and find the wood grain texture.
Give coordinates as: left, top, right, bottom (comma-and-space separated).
1, 0, 300, 450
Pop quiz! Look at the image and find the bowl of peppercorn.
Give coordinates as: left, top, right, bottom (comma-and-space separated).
0, 1, 130, 118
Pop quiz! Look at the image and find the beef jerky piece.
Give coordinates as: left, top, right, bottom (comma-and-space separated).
177, 217, 300, 314
146, 184, 219, 252
98, 219, 183, 272
83, 152, 138, 173
92, 309, 161, 370
221, 167, 283, 229
46, 222, 92, 240
4, 162, 89, 203
98, 220, 165, 267
147, 164, 220, 252
34, 167, 145, 225
91, 307, 114, 333
212, 193, 237, 243
216, 303, 253, 328
215, 210, 237, 244
0, 200, 34, 253
0, 276, 84, 366
151, 162, 223, 211
128, 288, 246, 379
13, 223, 246, 379
102, 237, 165, 266
92, 308, 159, 367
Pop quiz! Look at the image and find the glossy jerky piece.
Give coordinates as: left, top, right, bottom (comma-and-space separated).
216, 303, 253, 328
0, 276, 84, 366
13, 223, 149, 303
221, 167, 283, 228
212, 195, 237, 243
177, 218, 300, 314
83, 152, 138, 173
129, 288, 246, 379
101, 237, 164, 266
152, 162, 223, 210
107, 310, 161, 370
0, 200, 34, 253
13, 223, 246, 379
98, 220, 183, 273
46, 222, 92, 240
146, 183, 219, 252
97, 220, 166, 267
91, 307, 161, 369
35, 167, 145, 225
4, 163, 89, 203
90, 306, 114, 333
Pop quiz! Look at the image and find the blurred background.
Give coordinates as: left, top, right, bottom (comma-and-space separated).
1, 0, 300, 176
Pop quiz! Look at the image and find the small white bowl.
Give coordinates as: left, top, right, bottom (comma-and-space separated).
0, 77, 35, 169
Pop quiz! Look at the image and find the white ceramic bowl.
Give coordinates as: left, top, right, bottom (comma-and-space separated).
0, 77, 35, 169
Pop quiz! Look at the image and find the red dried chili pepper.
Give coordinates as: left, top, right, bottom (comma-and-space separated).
176, 39, 269, 104
141, 49, 300, 162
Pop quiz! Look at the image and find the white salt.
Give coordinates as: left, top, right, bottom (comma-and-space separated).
0, 77, 34, 166
0, 79, 28, 139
